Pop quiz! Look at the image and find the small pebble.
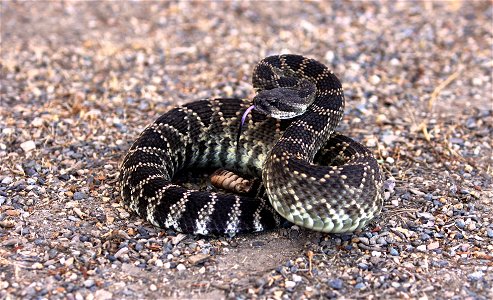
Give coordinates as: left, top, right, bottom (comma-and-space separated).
94, 290, 113, 300
32, 262, 43, 269
369, 74, 381, 85
428, 241, 439, 250
455, 219, 465, 229
188, 253, 210, 265
389, 248, 399, 256
73, 192, 87, 200
20, 140, 36, 152
83, 279, 95, 288
467, 271, 483, 282
114, 247, 129, 259
1, 177, 13, 185
285, 280, 296, 289
355, 282, 365, 289
176, 264, 186, 271
328, 279, 343, 290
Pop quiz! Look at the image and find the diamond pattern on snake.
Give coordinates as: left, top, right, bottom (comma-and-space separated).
119, 54, 384, 236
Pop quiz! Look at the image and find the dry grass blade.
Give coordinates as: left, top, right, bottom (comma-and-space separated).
427, 69, 461, 111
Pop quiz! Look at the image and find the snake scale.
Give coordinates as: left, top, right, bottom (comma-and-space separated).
119, 54, 383, 236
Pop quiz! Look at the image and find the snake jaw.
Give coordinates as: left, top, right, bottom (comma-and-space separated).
236, 105, 256, 151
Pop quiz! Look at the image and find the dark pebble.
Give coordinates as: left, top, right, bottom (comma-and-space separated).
340, 234, 352, 241
434, 232, 444, 239
107, 255, 116, 262
166, 229, 177, 236
25, 168, 37, 176
432, 260, 449, 267
39, 288, 48, 296
137, 226, 149, 238
401, 193, 411, 200
48, 248, 58, 259
251, 240, 265, 247
58, 174, 70, 181
135, 243, 144, 251
433, 200, 443, 207
65, 283, 76, 293
420, 233, 431, 241
255, 278, 267, 287
357, 263, 369, 270
328, 278, 343, 290
486, 228, 493, 238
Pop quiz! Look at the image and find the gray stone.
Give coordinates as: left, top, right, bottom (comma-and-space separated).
73, 192, 87, 200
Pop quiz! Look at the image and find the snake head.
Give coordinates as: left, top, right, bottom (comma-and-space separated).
253, 78, 317, 119
237, 78, 316, 151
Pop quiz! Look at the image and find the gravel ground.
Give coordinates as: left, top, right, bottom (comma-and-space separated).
1, 1, 492, 299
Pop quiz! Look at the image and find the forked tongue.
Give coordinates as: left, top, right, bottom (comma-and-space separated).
236, 105, 255, 152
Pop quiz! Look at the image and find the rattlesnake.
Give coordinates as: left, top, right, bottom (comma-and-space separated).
119, 54, 383, 236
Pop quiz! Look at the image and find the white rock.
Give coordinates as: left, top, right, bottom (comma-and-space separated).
325, 51, 335, 64
32, 117, 44, 127
390, 58, 400, 66
1, 177, 13, 185
417, 245, 427, 252
2, 128, 14, 135
20, 140, 36, 152
150, 284, 157, 291
176, 264, 186, 271
32, 262, 43, 269
370, 75, 381, 85
292, 274, 303, 282
95, 290, 113, 300
472, 77, 482, 86
285, 280, 296, 288
114, 247, 129, 259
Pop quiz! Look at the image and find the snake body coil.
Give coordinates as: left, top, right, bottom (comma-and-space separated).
119, 54, 383, 236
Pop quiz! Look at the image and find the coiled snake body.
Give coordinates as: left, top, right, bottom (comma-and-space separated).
119, 54, 383, 236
